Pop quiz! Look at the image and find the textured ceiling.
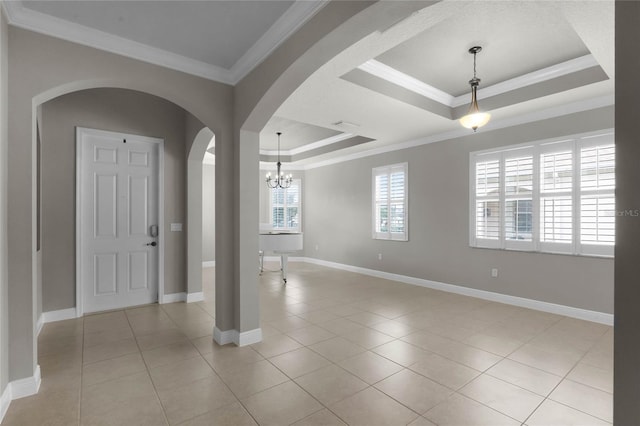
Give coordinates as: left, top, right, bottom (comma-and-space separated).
22, 0, 294, 69
376, 1, 590, 97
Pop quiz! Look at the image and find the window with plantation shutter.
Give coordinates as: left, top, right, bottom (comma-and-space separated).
470, 130, 614, 257
539, 142, 573, 253
270, 179, 301, 231
474, 156, 501, 247
373, 163, 408, 241
579, 135, 615, 256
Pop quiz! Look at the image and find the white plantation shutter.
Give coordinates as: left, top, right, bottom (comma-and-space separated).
579, 134, 615, 256
373, 163, 408, 240
474, 156, 501, 247
539, 142, 573, 253
270, 179, 301, 231
504, 151, 534, 249
470, 130, 614, 257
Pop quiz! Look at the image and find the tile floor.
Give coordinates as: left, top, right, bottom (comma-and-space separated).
3, 263, 613, 425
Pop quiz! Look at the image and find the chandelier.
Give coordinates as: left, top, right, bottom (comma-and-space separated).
459, 46, 491, 132
265, 132, 292, 189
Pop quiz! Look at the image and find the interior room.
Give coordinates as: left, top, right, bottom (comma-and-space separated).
0, 1, 637, 425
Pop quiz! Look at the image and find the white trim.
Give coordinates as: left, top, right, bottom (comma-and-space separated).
76, 127, 165, 315
202, 261, 216, 268
212, 327, 263, 347
186, 292, 204, 303
9, 366, 41, 400
358, 60, 455, 106
0, 383, 11, 424
37, 308, 79, 336
2, 1, 233, 84
358, 55, 600, 108
2, 0, 328, 85
453, 55, 600, 107
42, 308, 78, 324
237, 328, 263, 346
302, 95, 614, 170
300, 257, 613, 325
372, 162, 408, 241
229, 0, 328, 83
0, 368, 41, 424
161, 292, 186, 304
213, 327, 235, 346
260, 133, 354, 157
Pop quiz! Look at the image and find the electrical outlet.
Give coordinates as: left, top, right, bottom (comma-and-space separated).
491, 268, 498, 278
378, 253, 383, 261
315, 244, 319, 251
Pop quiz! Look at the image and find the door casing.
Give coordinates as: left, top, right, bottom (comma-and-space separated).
75, 127, 165, 316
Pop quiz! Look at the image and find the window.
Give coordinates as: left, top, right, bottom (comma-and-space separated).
270, 179, 301, 231
470, 131, 614, 257
373, 163, 408, 240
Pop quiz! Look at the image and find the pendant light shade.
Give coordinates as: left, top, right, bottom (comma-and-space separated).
460, 46, 490, 132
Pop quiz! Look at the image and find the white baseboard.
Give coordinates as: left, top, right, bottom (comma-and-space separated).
186, 292, 204, 303
0, 383, 11, 424
202, 261, 216, 268
237, 328, 263, 346
213, 327, 263, 346
213, 327, 235, 345
161, 292, 186, 304
161, 292, 204, 304
9, 365, 41, 400
37, 308, 80, 336
301, 257, 614, 326
43, 308, 78, 323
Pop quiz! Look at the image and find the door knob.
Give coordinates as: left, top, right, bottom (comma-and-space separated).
146, 241, 157, 247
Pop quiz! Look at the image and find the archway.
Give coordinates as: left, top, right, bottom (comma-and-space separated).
187, 126, 215, 301
6, 25, 233, 385
226, 0, 431, 345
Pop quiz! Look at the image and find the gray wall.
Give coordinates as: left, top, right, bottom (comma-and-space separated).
304, 106, 614, 314
202, 163, 215, 262
0, 6, 8, 397
614, 1, 640, 422
40, 88, 193, 312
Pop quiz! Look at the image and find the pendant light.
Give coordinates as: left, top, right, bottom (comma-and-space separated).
459, 46, 491, 131
265, 132, 292, 189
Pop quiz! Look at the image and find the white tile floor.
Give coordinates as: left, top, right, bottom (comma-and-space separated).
3, 262, 613, 425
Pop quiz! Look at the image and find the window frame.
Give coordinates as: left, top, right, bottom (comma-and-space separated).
469, 130, 614, 258
269, 178, 302, 232
372, 162, 408, 241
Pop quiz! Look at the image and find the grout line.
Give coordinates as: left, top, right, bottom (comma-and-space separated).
123, 308, 172, 426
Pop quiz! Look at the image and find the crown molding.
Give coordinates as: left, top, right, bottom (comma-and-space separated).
2, 0, 327, 85
358, 59, 455, 106
260, 132, 353, 156
453, 54, 600, 107
229, 0, 329, 83
359, 54, 601, 109
302, 94, 613, 170
4, 1, 234, 83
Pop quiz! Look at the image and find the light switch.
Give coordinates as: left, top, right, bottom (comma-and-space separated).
170, 223, 183, 232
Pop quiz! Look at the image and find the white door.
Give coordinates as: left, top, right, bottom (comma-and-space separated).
77, 127, 162, 314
